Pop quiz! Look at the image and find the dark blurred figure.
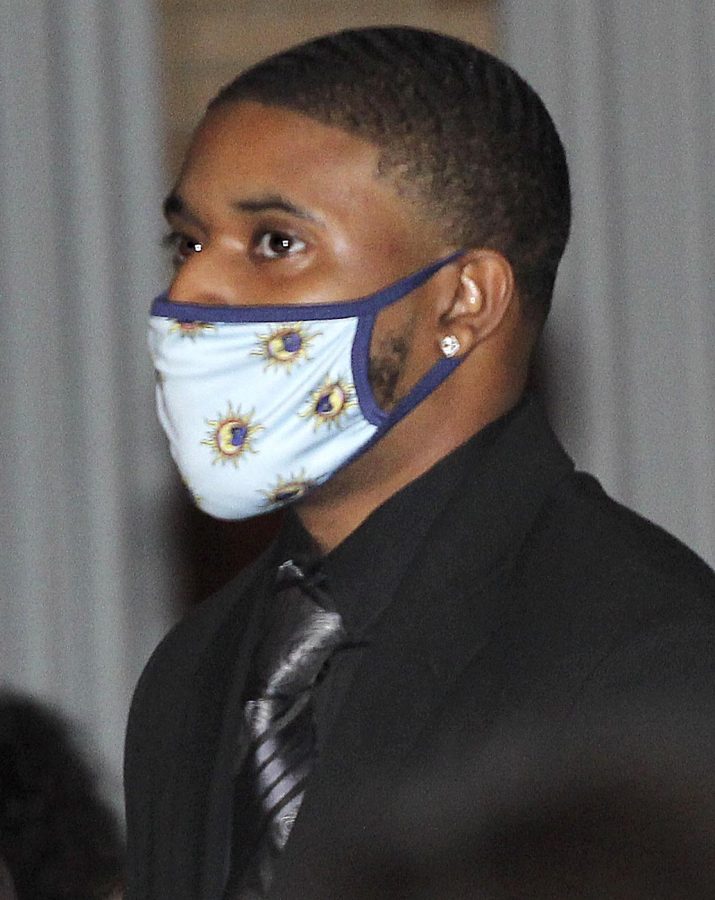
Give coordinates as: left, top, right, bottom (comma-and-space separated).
0, 854, 17, 900
313, 709, 715, 900
0, 693, 124, 900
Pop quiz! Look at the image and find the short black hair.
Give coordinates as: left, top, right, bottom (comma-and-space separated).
209, 26, 571, 321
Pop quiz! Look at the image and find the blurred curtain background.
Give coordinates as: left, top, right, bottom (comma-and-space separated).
1, 0, 712, 810
0, 0, 177, 809
501, 0, 715, 570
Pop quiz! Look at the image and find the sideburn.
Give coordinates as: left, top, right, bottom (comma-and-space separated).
367, 335, 411, 411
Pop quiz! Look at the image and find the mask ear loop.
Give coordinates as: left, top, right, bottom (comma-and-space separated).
335, 346, 464, 478
379, 352, 464, 433
350, 249, 465, 427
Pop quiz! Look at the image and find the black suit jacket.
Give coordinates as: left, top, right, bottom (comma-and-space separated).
124, 399, 715, 899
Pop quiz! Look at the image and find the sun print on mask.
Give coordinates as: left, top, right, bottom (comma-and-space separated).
261, 471, 316, 507
300, 376, 356, 429
202, 403, 264, 465
251, 323, 320, 371
169, 320, 216, 339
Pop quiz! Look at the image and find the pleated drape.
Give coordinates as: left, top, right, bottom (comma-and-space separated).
0, 1, 178, 807
501, 0, 714, 567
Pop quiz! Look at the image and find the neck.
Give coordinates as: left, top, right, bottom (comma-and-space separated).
295, 384, 524, 553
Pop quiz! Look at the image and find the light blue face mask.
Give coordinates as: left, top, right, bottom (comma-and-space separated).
148, 251, 464, 520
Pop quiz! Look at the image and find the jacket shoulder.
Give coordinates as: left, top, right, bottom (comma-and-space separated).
503, 470, 715, 708
432, 471, 715, 751
533, 471, 715, 599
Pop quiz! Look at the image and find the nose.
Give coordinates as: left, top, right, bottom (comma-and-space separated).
167, 249, 241, 306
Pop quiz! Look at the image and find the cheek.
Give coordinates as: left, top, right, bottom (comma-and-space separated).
327, 204, 430, 295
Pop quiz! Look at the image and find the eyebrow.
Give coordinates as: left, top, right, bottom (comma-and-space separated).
162, 190, 323, 227
232, 194, 323, 224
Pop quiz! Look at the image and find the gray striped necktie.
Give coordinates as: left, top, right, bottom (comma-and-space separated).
234, 559, 346, 898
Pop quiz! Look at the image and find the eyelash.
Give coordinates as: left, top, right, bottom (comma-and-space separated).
253, 230, 307, 260
162, 231, 202, 265
161, 229, 307, 265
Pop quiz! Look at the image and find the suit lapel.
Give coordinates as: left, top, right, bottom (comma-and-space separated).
149, 551, 276, 900
198, 552, 283, 900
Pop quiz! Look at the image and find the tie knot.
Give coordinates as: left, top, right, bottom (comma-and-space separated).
247, 562, 346, 700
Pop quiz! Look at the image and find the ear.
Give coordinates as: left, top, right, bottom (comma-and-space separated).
436, 250, 515, 358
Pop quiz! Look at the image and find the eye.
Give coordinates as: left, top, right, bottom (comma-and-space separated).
254, 230, 306, 260
162, 231, 203, 266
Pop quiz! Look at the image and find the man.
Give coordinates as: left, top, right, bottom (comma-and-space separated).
125, 27, 715, 899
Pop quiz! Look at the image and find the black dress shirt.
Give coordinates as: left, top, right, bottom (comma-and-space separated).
227, 403, 522, 890
273, 403, 520, 758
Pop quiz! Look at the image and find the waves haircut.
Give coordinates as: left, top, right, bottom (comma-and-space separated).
210, 26, 571, 322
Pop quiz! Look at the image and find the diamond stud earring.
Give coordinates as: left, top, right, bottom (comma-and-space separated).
440, 335, 461, 358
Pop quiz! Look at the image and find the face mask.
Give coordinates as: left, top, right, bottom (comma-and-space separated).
148, 251, 463, 520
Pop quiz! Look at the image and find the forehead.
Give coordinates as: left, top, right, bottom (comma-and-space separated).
186, 101, 378, 179
174, 101, 437, 241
